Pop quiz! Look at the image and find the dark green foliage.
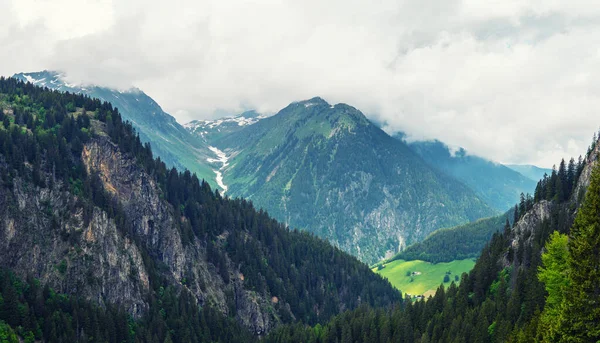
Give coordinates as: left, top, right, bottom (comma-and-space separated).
534, 156, 585, 204
0, 269, 253, 343
561, 166, 600, 341
13, 71, 216, 185
267, 204, 574, 343
0, 77, 400, 340
216, 98, 495, 263
267, 148, 592, 342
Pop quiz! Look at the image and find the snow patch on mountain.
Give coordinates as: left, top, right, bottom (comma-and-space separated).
206, 146, 229, 193
186, 114, 266, 132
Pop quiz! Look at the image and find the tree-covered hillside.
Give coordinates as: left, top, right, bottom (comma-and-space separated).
214, 97, 495, 263
407, 139, 537, 211
388, 210, 512, 263
0, 78, 400, 342
12, 71, 216, 186
265, 133, 600, 342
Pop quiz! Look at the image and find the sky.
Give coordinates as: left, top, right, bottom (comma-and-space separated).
1, 0, 600, 167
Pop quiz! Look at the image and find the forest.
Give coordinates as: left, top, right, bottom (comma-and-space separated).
0, 78, 399, 342
265, 135, 600, 342
0, 77, 598, 342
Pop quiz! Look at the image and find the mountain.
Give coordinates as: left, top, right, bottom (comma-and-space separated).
0, 78, 401, 341
265, 121, 599, 343
506, 164, 553, 182
12, 70, 216, 186
406, 139, 538, 211
209, 97, 496, 263
185, 110, 267, 143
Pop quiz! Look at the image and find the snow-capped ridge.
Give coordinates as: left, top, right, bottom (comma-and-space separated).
13, 70, 142, 95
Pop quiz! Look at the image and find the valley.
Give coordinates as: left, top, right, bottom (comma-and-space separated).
0, 70, 598, 342
3, 2, 599, 342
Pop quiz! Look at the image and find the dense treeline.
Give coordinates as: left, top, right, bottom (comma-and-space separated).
531, 166, 600, 342
393, 150, 588, 265
0, 77, 400, 341
90, 80, 401, 325
0, 268, 253, 343
388, 210, 512, 264
267, 145, 600, 342
268, 210, 568, 342
533, 157, 585, 204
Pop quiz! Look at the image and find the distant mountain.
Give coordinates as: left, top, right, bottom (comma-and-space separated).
209, 97, 496, 263
185, 110, 267, 143
12, 71, 216, 185
506, 164, 553, 182
406, 139, 538, 211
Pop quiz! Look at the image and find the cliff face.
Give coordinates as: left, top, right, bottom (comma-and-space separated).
82, 136, 276, 334
507, 139, 600, 265
1, 175, 149, 317
0, 134, 276, 334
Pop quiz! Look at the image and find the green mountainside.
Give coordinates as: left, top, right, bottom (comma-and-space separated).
265, 132, 599, 343
12, 71, 216, 186
0, 78, 400, 341
406, 139, 538, 211
210, 97, 495, 263
388, 211, 512, 263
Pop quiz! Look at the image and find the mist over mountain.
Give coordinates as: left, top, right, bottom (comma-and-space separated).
405, 138, 539, 211
12, 71, 216, 186
506, 164, 553, 182
201, 97, 495, 263
0, 79, 401, 341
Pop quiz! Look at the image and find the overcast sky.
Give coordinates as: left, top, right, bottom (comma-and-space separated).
1, 0, 599, 167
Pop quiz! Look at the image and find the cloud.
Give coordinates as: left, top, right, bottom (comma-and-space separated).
1, 0, 599, 167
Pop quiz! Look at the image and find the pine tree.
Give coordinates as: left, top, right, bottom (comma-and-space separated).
562, 165, 600, 341
519, 193, 526, 216
556, 159, 567, 202
537, 231, 569, 342
567, 157, 576, 194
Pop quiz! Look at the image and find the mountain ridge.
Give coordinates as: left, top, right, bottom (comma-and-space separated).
0, 78, 401, 338
404, 138, 539, 211
12, 70, 216, 186
209, 97, 496, 263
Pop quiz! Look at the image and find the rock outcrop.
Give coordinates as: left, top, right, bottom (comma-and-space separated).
0, 135, 276, 334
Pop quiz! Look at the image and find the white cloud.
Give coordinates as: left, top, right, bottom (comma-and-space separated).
1, 0, 599, 167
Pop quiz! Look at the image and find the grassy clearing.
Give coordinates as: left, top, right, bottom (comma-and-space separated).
373, 258, 475, 297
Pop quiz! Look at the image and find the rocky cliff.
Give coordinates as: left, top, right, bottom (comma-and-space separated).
0, 133, 276, 334
0, 79, 400, 337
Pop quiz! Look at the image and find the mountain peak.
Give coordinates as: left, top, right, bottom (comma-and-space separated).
13, 70, 144, 95
296, 96, 330, 107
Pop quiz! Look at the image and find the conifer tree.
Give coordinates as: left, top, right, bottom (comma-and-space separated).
562, 166, 600, 341
537, 231, 569, 342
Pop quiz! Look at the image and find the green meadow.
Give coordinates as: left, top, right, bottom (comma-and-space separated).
373, 259, 476, 297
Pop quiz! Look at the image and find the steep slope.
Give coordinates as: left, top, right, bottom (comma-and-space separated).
0, 78, 400, 340
506, 164, 553, 182
12, 71, 215, 186
406, 139, 537, 211
266, 133, 598, 343
214, 97, 496, 263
